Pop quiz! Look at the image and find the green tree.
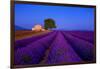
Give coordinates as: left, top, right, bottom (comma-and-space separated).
44, 18, 56, 30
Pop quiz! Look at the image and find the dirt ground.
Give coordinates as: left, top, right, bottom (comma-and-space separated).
15, 30, 51, 40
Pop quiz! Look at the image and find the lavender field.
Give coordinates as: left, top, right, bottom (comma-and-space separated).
14, 31, 95, 66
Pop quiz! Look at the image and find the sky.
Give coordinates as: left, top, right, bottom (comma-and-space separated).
15, 4, 95, 31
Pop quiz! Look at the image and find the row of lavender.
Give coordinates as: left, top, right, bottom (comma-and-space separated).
14, 31, 95, 65
14, 31, 57, 65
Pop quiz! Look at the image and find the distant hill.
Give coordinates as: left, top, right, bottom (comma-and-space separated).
15, 25, 30, 30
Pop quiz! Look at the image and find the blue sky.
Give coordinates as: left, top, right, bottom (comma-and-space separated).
15, 4, 95, 31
